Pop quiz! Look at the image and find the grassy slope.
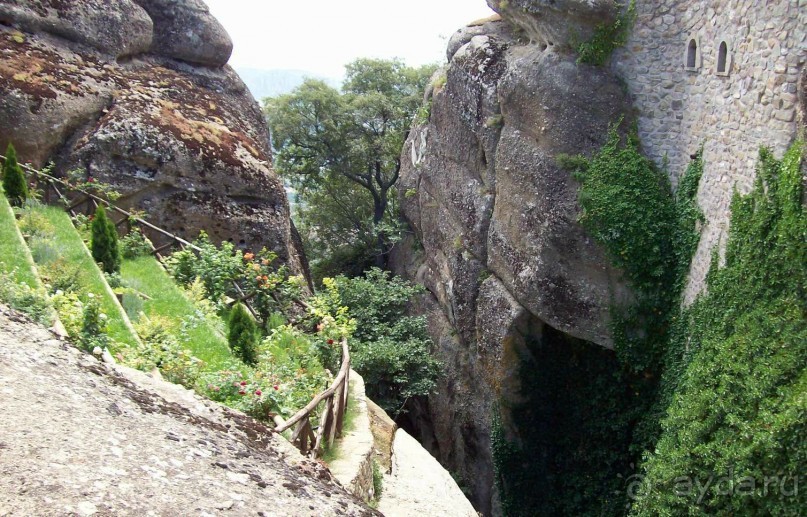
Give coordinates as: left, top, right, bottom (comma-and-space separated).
28, 205, 139, 349
121, 256, 233, 370
0, 193, 40, 288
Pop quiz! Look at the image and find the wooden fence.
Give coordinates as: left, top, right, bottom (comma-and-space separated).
275, 339, 351, 457
3, 155, 351, 458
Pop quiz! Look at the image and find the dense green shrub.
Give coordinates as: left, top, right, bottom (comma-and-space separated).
90, 205, 121, 274
120, 228, 153, 259
329, 268, 441, 416
164, 234, 302, 325
2, 143, 28, 207
0, 271, 52, 324
124, 315, 203, 389
197, 327, 331, 421
79, 293, 109, 352
632, 143, 806, 515
228, 302, 258, 366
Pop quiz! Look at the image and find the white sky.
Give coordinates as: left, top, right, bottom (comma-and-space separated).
204, 0, 495, 79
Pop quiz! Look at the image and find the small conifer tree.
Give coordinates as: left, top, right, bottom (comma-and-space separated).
2, 143, 28, 207
228, 303, 258, 365
90, 205, 121, 274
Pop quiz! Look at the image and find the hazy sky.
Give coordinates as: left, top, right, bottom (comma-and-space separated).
204, 0, 495, 79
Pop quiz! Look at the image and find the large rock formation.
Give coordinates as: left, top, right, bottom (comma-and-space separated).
395, 1, 805, 514
391, 5, 634, 513
0, 306, 376, 516
0, 0, 307, 278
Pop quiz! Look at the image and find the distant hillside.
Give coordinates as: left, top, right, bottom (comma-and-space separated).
236, 68, 342, 101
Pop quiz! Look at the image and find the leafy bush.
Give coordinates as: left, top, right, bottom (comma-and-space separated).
0, 271, 52, 324
41, 258, 81, 294
197, 336, 331, 422
50, 289, 83, 336
120, 228, 153, 259
228, 302, 258, 365
2, 143, 28, 207
79, 293, 109, 352
329, 268, 441, 416
576, 0, 636, 65
17, 206, 54, 238
124, 315, 203, 389
90, 205, 121, 274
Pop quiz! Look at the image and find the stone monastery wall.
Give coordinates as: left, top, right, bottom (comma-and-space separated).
611, 0, 805, 302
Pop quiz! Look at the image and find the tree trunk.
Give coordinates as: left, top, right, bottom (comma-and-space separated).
373, 196, 388, 269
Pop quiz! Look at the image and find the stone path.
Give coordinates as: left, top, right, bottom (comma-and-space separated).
378, 430, 478, 517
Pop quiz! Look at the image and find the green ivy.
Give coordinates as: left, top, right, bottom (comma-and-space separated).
490, 126, 708, 516
576, 0, 636, 66
632, 142, 806, 515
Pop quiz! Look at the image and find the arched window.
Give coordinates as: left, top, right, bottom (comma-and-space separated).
716, 41, 729, 75
684, 35, 701, 72
687, 39, 698, 68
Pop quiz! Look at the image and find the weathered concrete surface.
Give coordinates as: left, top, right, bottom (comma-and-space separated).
328, 371, 375, 502
0, 306, 377, 516
378, 429, 478, 517
366, 397, 396, 473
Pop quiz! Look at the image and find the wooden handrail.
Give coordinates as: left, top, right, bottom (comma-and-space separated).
275, 338, 350, 433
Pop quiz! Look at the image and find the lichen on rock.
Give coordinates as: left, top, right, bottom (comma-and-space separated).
0, 1, 307, 279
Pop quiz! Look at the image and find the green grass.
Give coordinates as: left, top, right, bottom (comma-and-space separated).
121, 256, 233, 370
0, 194, 39, 288
320, 380, 359, 463
25, 204, 139, 349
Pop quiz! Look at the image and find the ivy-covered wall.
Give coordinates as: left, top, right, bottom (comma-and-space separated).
493, 126, 804, 515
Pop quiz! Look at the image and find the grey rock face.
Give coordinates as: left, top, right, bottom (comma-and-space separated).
0, 4, 306, 278
0, 0, 153, 57
486, 0, 617, 49
134, 0, 233, 67
392, 18, 633, 513
0, 306, 377, 516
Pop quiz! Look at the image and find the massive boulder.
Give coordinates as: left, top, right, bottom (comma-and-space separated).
485, 0, 618, 49
392, 14, 633, 515
0, 306, 376, 516
0, 0, 307, 278
0, 0, 153, 57
134, 0, 233, 66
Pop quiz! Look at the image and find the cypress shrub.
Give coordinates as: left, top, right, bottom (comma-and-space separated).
90, 205, 121, 274
228, 303, 258, 365
2, 143, 28, 207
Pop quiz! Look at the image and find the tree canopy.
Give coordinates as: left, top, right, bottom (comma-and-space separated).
265, 58, 435, 279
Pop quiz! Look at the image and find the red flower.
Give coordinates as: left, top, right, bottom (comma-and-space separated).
273, 385, 279, 391
327, 339, 334, 345
240, 381, 247, 386
87, 177, 95, 183
238, 390, 246, 395
255, 389, 262, 396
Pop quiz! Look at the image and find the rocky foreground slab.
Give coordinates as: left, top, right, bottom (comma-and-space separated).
0, 306, 377, 516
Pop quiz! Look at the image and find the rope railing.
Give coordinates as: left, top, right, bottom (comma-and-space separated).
4, 155, 352, 458
2, 156, 261, 320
